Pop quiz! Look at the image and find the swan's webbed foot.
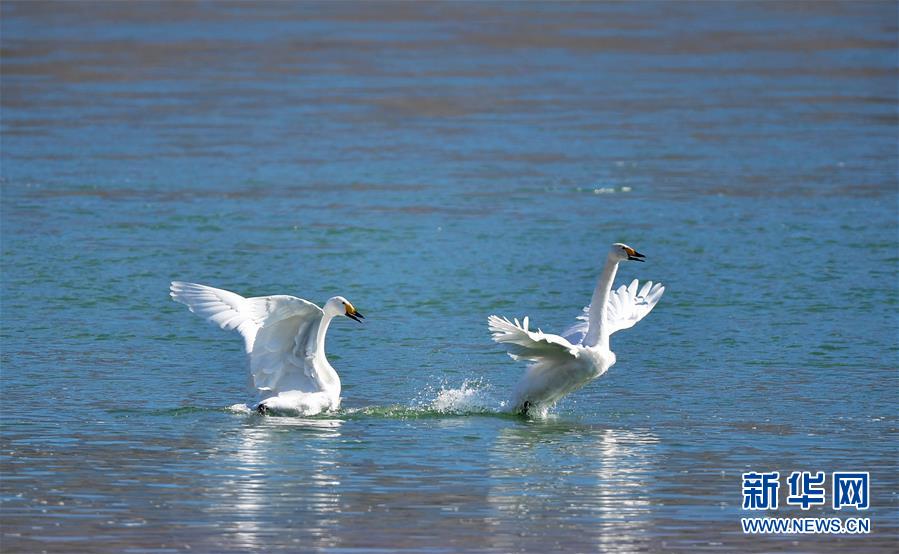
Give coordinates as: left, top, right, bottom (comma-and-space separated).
256, 403, 269, 415
514, 400, 532, 417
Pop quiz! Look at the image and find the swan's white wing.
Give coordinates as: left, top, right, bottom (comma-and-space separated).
487, 315, 578, 362
605, 279, 665, 335
247, 295, 324, 395
170, 282, 325, 395
170, 281, 262, 352
560, 311, 590, 345
561, 279, 665, 343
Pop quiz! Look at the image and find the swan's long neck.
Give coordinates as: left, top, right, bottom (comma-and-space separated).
316, 313, 335, 355
583, 254, 620, 350
313, 313, 341, 395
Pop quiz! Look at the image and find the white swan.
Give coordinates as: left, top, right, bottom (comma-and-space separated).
488, 243, 664, 416
170, 281, 364, 415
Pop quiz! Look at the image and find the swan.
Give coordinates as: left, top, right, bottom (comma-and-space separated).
170, 281, 364, 415
488, 243, 665, 416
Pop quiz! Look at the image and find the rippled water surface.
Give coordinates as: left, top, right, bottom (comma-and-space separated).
2, 2, 897, 552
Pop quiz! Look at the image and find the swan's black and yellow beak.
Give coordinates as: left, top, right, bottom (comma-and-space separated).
624, 246, 645, 262
345, 304, 365, 323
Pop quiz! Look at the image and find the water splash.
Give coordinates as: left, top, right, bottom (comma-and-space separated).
425, 378, 505, 414
223, 378, 514, 420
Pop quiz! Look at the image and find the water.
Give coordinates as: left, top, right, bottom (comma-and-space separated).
2, 2, 897, 552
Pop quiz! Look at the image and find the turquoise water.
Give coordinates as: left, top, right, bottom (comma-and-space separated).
2, 2, 897, 552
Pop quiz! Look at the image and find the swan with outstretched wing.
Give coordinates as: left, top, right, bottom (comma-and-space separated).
488, 243, 664, 416
170, 282, 364, 415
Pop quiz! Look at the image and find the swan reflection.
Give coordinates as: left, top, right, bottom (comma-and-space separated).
487, 422, 658, 551
209, 416, 344, 551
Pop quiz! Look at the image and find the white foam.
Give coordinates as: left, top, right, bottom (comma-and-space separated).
228, 403, 252, 414
428, 378, 501, 414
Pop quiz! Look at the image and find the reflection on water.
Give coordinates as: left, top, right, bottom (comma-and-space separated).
210, 417, 344, 552
487, 423, 658, 552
